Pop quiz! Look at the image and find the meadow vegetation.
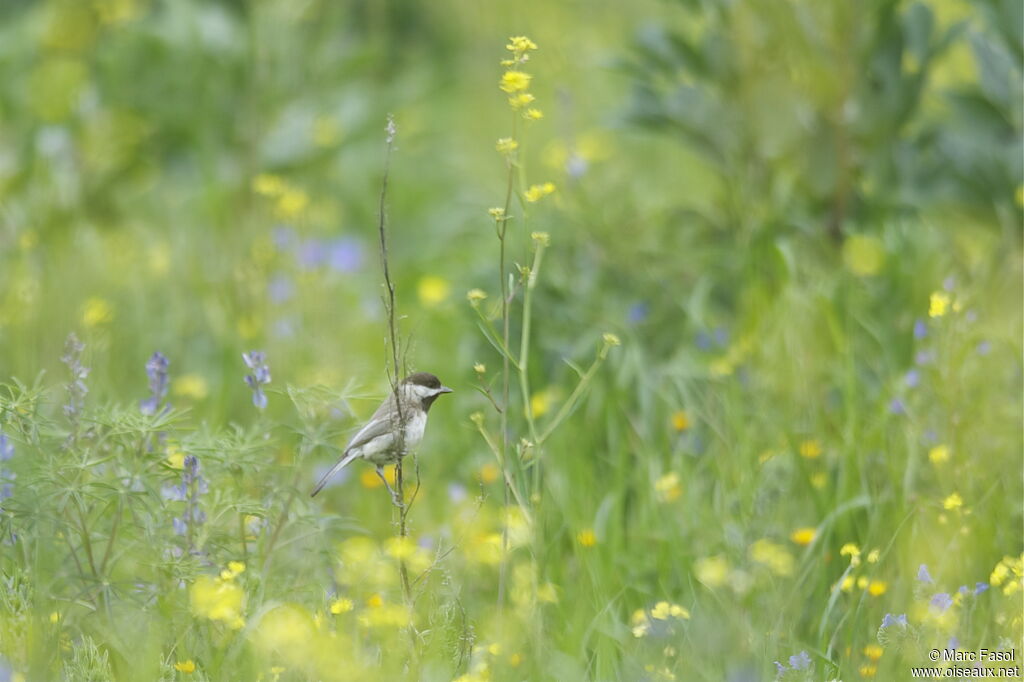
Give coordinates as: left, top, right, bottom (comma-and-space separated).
0, 0, 1021, 680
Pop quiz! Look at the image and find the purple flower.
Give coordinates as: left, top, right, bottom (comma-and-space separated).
881, 613, 908, 628
243, 351, 271, 409
297, 239, 326, 269
787, 651, 811, 671
948, 636, 959, 649
889, 398, 906, 415
904, 369, 920, 388
61, 333, 89, 420
327, 237, 363, 273
958, 585, 969, 594
975, 582, 989, 594
917, 564, 933, 583
976, 341, 991, 356
0, 433, 13, 462
140, 351, 170, 415
930, 593, 953, 612
268, 274, 294, 304
627, 302, 649, 325
915, 349, 936, 365
913, 319, 928, 340
448, 482, 467, 503
273, 226, 295, 251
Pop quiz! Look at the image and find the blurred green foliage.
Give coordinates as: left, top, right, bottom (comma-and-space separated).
0, 0, 1021, 680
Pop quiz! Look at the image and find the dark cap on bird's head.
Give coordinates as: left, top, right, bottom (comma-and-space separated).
402, 372, 451, 392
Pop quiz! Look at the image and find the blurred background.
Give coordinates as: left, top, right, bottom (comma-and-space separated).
0, 0, 1021, 680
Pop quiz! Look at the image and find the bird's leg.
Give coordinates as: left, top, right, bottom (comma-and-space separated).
376, 465, 404, 510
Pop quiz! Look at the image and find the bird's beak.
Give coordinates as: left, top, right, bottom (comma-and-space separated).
439, 386, 453, 394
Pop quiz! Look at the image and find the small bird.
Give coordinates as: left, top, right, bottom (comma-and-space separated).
310, 372, 452, 499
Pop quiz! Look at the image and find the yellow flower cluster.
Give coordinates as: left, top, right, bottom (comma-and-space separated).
252, 173, 310, 220
749, 539, 794, 577
524, 182, 556, 203
498, 36, 542, 136
990, 554, 1023, 596
631, 601, 691, 638
189, 570, 245, 629
654, 472, 682, 503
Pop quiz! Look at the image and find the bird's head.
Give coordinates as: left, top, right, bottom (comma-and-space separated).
401, 372, 453, 411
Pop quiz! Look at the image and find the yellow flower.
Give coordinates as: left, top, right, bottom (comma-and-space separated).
172, 374, 209, 400
329, 598, 353, 614
499, 70, 532, 93
790, 527, 816, 546
417, 275, 451, 306
576, 529, 597, 547
866, 549, 880, 564
495, 137, 519, 153
864, 644, 884, 661
842, 235, 886, 277
654, 472, 682, 503
174, 660, 196, 674
506, 36, 538, 53
868, 580, 887, 596
487, 207, 506, 220
650, 601, 689, 620
312, 116, 341, 147
466, 288, 488, 304
82, 297, 114, 327
360, 465, 395, 489
524, 108, 544, 120
478, 462, 499, 484
840, 575, 855, 592
860, 664, 877, 678
252, 173, 285, 196
530, 387, 556, 418
384, 536, 416, 559
857, 576, 869, 589
507, 93, 535, 109
531, 231, 551, 247
840, 543, 861, 558
694, 555, 730, 588
799, 439, 822, 459
943, 492, 963, 510
749, 539, 794, 577
928, 445, 950, 464
189, 575, 244, 625
275, 188, 309, 219
671, 410, 690, 431
523, 182, 556, 202
473, 363, 486, 374
49, 611, 60, 623
166, 446, 186, 470
929, 291, 951, 318
810, 472, 828, 489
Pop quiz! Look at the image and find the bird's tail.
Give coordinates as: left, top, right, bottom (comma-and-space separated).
310, 451, 357, 498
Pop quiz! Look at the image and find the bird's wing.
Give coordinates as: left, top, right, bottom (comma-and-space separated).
344, 394, 399, 452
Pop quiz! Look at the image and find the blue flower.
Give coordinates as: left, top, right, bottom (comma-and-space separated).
242, 351, 271, 409
889, 398, 906, 415
904, 369, 920, 388
976, 341, 991, 356
140, 351, 170, 415
61, 333, 89, 419
0, 432, 13, 462
788, 651, 811, 670
917, 564, 933, 583
627, 302, 649, 325
881, 613, 908, 628
268, 274, 294, 304
930, 593, 953, 612
974, 582, 989, 595
327, 237, 363, 273
913, 319, 928, 340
